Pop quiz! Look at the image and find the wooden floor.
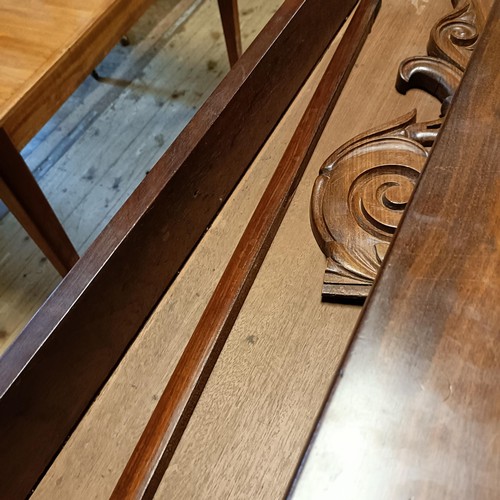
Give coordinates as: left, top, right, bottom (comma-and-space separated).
0, 0, 281, 353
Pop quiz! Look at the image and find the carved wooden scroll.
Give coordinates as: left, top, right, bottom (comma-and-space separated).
428, 0, 484, 71
111, 2, 381, 497
311, 0, 482, 300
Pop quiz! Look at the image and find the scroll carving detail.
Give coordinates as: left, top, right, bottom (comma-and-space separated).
312, 112, 428, 299
311, 0, 481, 300
396, 56, 463, 115
428, 0, 483, 71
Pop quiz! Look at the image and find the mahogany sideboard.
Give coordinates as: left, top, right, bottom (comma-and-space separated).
1, 0, 497, 497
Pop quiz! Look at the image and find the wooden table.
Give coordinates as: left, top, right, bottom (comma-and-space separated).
0, 0, 241, 275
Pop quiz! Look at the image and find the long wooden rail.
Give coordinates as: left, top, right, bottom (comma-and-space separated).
111, 1, 380, 497
0, 0, 242, 274
0, 1, 358, 497
291, 2, 500, 496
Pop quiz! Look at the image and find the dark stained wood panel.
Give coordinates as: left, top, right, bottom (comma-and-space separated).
0, 0, 357, 498
291, 2, 500, 497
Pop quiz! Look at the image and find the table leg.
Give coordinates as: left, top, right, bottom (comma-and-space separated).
0, 128, 78, 276
218, 0, 241, 66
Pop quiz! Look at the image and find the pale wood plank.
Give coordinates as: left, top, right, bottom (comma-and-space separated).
33, 0, 448, 497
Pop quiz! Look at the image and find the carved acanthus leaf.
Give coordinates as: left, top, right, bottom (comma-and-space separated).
428, 0, 483, 71
311, 0, 483, 301
311, 111, 428, 299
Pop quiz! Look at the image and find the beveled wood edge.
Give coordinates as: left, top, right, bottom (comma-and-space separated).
287, 1, 498, 494
0, 0, 357, 497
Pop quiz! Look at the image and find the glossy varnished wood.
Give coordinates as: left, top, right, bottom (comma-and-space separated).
0, 1, 359, 497
310, 0, 481, 300
292, 2, 500, 497
111, 1, 377, 497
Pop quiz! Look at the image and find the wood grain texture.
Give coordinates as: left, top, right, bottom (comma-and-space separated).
0, 0, 244, 148
0, 0, 241, 276
0, 128, 78, 274
310, 0, 481, 301
292, 2, 500, 497
34, 1, 450, 498
111, 1, 376, 497
0, 0, 265, 354
0, 1, 357, 498
153, 1, 451, 498
310, 111, 430, 299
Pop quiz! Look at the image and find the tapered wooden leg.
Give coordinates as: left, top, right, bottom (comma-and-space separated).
0, 128, 78, 276
217, 0, 241, 67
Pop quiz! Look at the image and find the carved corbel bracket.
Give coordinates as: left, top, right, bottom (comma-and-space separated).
311, 0, 482, 300
311, 111, 428, 299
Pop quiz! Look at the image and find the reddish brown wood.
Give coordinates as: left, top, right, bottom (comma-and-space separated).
0, 1, 358, 498
218, 0, 242, 66
111, 1, 380, 497
291, 2, 500, 496
0, 128, 78, 275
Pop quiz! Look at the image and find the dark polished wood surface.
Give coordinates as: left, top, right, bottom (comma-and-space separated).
291, 2, 500, 497
111, 1, 377, 497
0, 1, 358, 498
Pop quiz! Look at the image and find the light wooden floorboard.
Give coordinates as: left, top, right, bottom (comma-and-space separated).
0, 0, 281, 353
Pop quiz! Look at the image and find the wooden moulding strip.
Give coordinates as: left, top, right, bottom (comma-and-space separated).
0, 0, 359, 497
111, 1, 381, 498
289, 1, 500, 496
